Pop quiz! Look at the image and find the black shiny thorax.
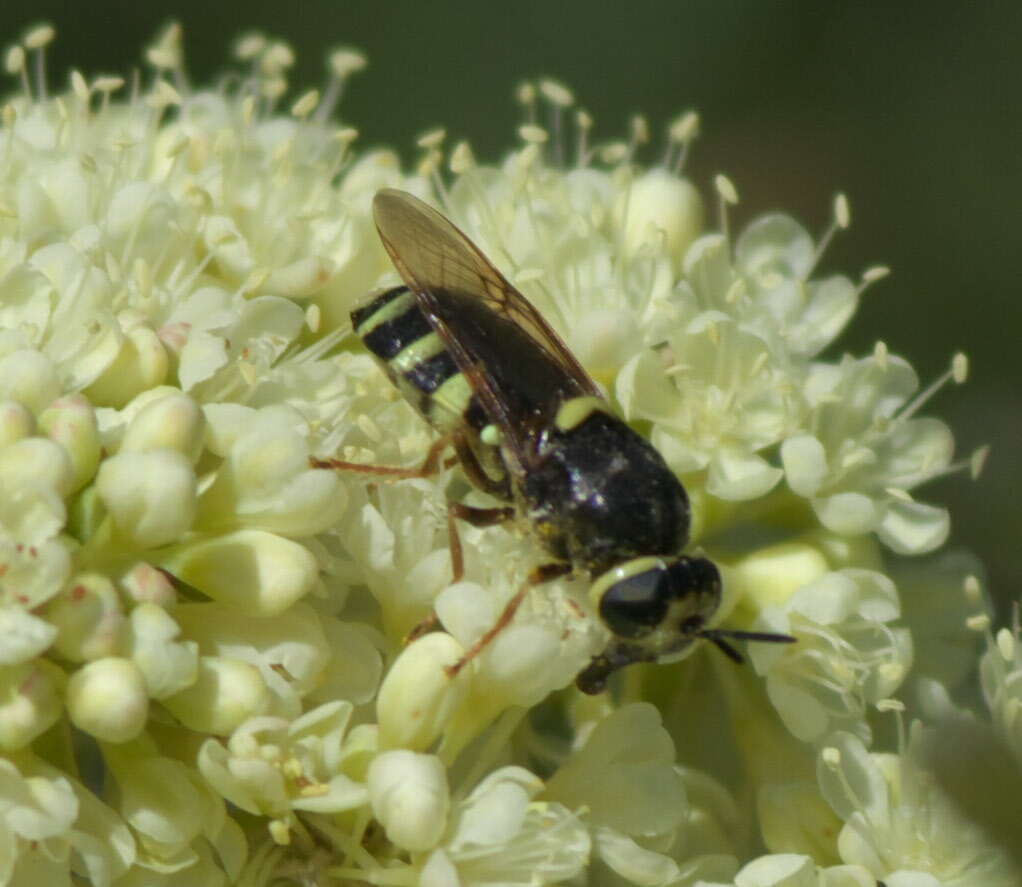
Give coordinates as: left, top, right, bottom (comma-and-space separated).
520, 409, 690, 574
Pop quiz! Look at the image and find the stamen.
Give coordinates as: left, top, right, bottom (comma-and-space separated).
290, 88, 319, 119
808, 193, 850, 277
516, 81, 537, 127
575, 109, 592, 168
666, 110, 699, 174
858, 265, 891, 294
895, 351, 968, 424
966, 613, 990, 632
996, 628, 1015, 663
873, 340, 889, 369
962, 574, 982, 604
5, 46, 30, 102
879, 697, 907, 754
714, 173, 738, 247
234, 33, 267, 61
317, 48, 367, 122
969, 445, 989, 479
519, 124, 548, 146
417, 128, 446, 150
25, 23, 55, 102
540, 79, 572, 168
628, 114, 649, 165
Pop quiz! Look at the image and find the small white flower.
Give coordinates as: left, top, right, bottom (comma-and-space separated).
780, 353, 956, 554
817, 732, 1021, 886
422, 766, 590, 887
198, 702, 370, 832
752, 569, 911, 744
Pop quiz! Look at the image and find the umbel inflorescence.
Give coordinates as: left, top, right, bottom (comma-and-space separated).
0, 23, 1016, 887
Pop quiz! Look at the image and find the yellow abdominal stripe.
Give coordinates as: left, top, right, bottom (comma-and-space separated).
390, 331, 446, 373
354, 289, 416, 336
427, 370, 474, 430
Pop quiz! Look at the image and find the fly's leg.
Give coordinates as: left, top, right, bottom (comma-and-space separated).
405, 500, 515, 644
310, 433, 456, 479
446, 502, 516, 583
444, 562, 573, 678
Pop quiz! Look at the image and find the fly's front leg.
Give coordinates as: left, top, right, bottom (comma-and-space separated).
446, 502, 515, 583
444, 562, 573, 678
405, 500, 515, 645
310, 434, 457, 479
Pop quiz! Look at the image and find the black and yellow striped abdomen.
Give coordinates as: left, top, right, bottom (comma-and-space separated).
352, 286, 511, 494
352, 287, 487, 433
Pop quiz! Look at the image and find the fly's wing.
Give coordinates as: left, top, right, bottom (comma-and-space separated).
373, 188, 603, 472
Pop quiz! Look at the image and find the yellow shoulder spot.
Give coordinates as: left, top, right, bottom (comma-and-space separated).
554, 396, 613, 432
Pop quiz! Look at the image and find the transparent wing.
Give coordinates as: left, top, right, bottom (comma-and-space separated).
373, 188, 603, 471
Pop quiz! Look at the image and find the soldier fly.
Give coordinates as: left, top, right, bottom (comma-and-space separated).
318, 189, 793, 693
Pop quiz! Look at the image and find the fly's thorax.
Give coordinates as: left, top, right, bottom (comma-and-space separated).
522, 397, 690, 571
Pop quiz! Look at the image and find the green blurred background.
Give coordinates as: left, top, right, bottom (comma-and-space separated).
3, 1, 1019, 612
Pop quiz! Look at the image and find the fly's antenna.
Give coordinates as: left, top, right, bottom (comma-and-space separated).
698, 628, 796, 664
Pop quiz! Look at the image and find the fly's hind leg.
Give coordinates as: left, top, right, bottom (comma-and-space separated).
405, 499, 515, 644
310, 433, 457, 479
405, 426, 515, 645
444, 562, 573, 678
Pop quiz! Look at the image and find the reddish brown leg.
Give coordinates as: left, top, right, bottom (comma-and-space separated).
405, 611, 442, 643
405, 501, 515, 646
310, 434, 455, 479
444, 562, 572, 678
446, 502, 515, 582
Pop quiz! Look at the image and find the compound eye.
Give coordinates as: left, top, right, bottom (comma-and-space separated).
598, 566, 669, 639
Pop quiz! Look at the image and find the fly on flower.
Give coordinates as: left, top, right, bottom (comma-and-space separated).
318, 188, 794, 693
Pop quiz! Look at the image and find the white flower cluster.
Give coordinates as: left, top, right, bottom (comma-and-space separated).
0, 23, 1015, 887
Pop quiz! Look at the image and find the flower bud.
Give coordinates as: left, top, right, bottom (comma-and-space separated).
0, 349, 61, 413
120, 390, 205, 462
0, 661, 63, 750
162, 656, 269, 735
67, 657, 148, 743
197, 415, 346, 536
85, 324, 168, 408
38, 394, 101, 493
368, 750, 449, 851
45, 573, 125, 662
119, 561, 177, 608
157, 530, 318, 615
0, 436, 74, 498
725, 541, 830, 612
0, 400, 35, 447
377, 633, 470, 751
615, 169, 703, 264
124, 603, 198, 699
0, 607, 57, 666
96, 449, 197, 548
